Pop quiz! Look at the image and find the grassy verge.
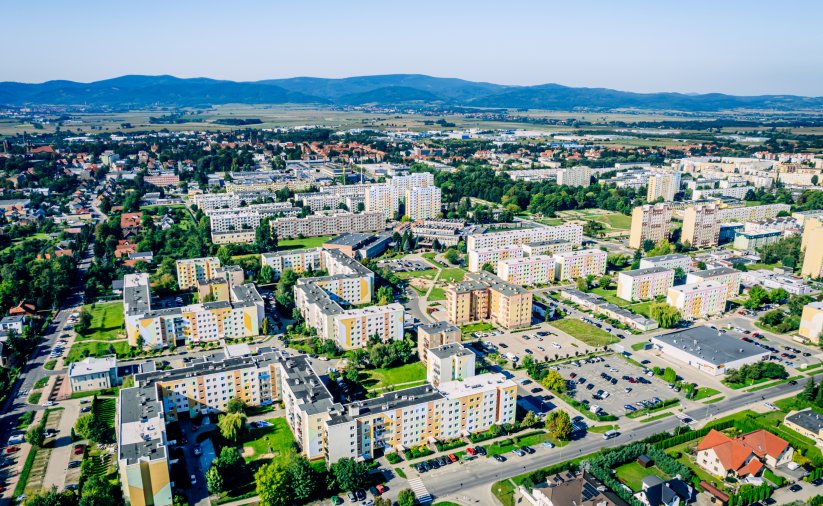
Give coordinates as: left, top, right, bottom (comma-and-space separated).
626, 399, 679, 419
33, 377, 49, 389
691, 387, 721, 401
631, 342, 649, 351
703, 396, 725, 404
460, 322, 495, 337
640, 412, 674, 423
13, 447, 38, 496
361, 362, 427, 392
427, 287, 446, 301
76, 302, 125, 341
276, 236, 333, 251
241, 418, 296, 464
43, 360, 56, 370
65, 340, 132, 363
27, 392, 42, 405
550, 318, 619, 347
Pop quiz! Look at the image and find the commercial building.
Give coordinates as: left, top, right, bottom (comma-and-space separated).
175, 257, 221, 290
681, 204, 721, 248
497, 255, 555, 286
417, 321, 461, 363
323, 233, 391, 259
802, 219, 823, 278
686, 267, 741, 300
271, 211, 384, 240
666, 281, 727, 320
467, 224, 583, 253
468, 245, 524, 273
639, 253, 691, 272
616, 267, 674, 302
557, 166, 591, 188
732, 229, 783, 250
445, 271, 533, 329
629, 203, 672, 249
647, 171, 681, 202
740, 269, 816, 296
405, 185, 442, 220
410, 219, 478, 247
650, 326, 770, 375
123, 273, 264, 348
553, 249, 607, 281
799, 301, 823, 342
68, 356, 119, 393
426, 343, 476, 386
261, 248, 325, 278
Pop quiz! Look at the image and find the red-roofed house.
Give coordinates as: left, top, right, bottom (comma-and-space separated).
9, 302, 36, 317
696, 429, 792, 479
120, 212, 143, 238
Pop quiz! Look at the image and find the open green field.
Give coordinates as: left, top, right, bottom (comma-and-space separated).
241, 417, 296, 464
615, 461, 670, 491
428, 287, 446, 301
277, 235, 333, 251
438, 268, 466, 283
461, 322, 495, 337
590, 287, 631, 307
396, 268, 438, 280
362, 362, 427, 391
65, 340, 132, 363
593, 213, 632, 231
76, 302, 125, 341
550, 318, 619, 347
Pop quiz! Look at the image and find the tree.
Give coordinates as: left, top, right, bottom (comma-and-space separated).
649, 303, 681, 328
255, 217, 278, 252
75, 309, 93, 335
206, 465, 225, 494
642, 239, 655, 252
74, 413, 108, 444
397, 489, 416, 506
226, 397, 246, 414
218, 412, 246, 442
520, 411, 539, 429
287, 456, 318, 501
546, 410, 572, 441
255, 462, 291, 506
744, 285, 769, 310
540, 370, 567, 393
26, 424, 45, 448
261, 317, 270, 335
802, 377, 818, 402
444, 249, 460, 265
21, 487, 78, 506
331, 458, 370, 492
275, 269, 299, 308
576, 277, 589, 292
481, 263, 495, 273
259, 265, 275, 284
815, 384, 823, 409
376, 285, 393, 306
599, 275, 612, 288
768, 288, 789, 304
663, 368, 677, 383
647, 239, 675, 258
788, 295, 814, 316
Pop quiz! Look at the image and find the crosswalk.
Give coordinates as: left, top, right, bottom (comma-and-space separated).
407, 477, 432, 504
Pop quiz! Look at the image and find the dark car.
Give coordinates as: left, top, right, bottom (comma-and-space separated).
493, 454, 506, 462
521, 446, 535, 454
789, 484, 803, 493
355, 490, 366, 501
499, 343, 508, 349
763, 498, 776, 505
474, 446, 487, 456
789, 380, 798, 385
812, 478, 823, 486
586, 383, 595, 390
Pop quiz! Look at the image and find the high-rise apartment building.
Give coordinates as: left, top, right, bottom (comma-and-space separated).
629, 203, 672, 249
467, 224, 583, 257
417, 321, 461, 362
799, 301, 823, 341
364, 185, 399, 219
261, 248, 325, 278
405, 185, 442, 220
682, 204, 721, 248
802, 218, 823, 278
557, 166, 591, 187
445, 271, 533, 329
175, 257, 221, 290
616, 267, 675, 302
647, 171, 682, 202
497, 255, 556, 286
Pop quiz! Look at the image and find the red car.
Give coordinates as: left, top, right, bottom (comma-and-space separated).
466, 447, 477, 456
375, 484, 387, 494
448, 454, 458, 463
5, 447, 19, 454
73, 445, 87, 455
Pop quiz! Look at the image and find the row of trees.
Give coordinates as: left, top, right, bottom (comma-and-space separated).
254, 456, 371, 506
724, 362, 787, 386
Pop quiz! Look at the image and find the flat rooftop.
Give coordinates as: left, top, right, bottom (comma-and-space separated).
620, 266, 673, 278
785, 409, 823, 435
652, 325, 769, 366
327, 384, 443, 426
428, 342, 473, 360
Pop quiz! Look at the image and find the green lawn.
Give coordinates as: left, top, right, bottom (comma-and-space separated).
396, 268, 438, 280
593, 213, 632, 231
550, 318, 619, 347
461, 322, 495, 337
630, 301, 653, 318
276, 236, 333, 251
615, 461, 670, 491
241, 418, 296, 464
692, 387, 721, 401
76, 302, 125, 341
589, 287, 631, 307
428, 287, 446, 301
631, 342, 649, 351
65, 340, 132, 363
362, 362, 427, 391
439, 268, 466, 283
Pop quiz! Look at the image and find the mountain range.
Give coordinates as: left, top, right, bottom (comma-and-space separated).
1, 74, 821, 112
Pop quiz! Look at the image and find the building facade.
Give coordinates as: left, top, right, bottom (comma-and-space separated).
445, 271, 533, 329
682, 204, 721, 248
497, 255, 556, 286
799, 301, 823, 342
666, 281, 726, 320
629, 203, 672, 249
405, 185, 442, 221
616, 267, 674, 302
553, 249, 607, 281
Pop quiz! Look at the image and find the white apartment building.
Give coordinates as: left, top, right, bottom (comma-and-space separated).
364, 185, 399, 219
261, 248, 325, 278
405, 185, 442, 220
191, 191, 268, 211
682, 204, 721, 248
390, 172, 434, 194
426, 343, 476, 386
718, 204, 791, 224
639, 253, 692, 271
520, 239, 574, 257
629, 203, 672, 249
206, 203, 299, 234
467, 224, 583, 253
497, 255, 556, 286
176, 257, 221, 290
686, 267, 742, 301
616, 267, 675, 302
557, 166, 591, 187
647, 171, 682, 202
667, 281, 727, 320
553, 249, 607, 281
468, 245, 524, 273
692, 186, 753, 200
297, 193, 364, 213
271, 211, 384, 239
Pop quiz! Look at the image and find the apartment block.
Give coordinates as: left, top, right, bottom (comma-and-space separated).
667, 281, 726, 320
682, 204, 721, 248
364, 185, 399, 219
191, 191, 268, 211
639, 253, 691, 271
497, 255, 556, 286
333, 304, 405, 349
261, 247, 325, 278
520, 239, 574, 257
417, 321, 461, 363
553, 248, 607, 281
405, 185, 442, 220
616, 267, 674, 302
390, 172, 434, 194
629, 203, 672, 249
467, 224, 583, 253
733, 230, 783, 250
802, 219, 823, 278
647, 171, 681, 202
206, 203, 300, 233
468, 245, 524, 273
176, 257, 221, 290
445, 271, 533, 329
686, 267, 742, 301
718, 204, 791, 224
557, 166, 591, 187
426, 343, 476, 386
799, 301, 823, 341
271, 212, 384, 240
197, 265, 244, 303
124, 273, 264, 348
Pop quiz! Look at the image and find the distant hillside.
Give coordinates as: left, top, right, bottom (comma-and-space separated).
1, 74, 822, 112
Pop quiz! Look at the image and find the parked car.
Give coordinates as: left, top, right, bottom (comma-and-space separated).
493, 454, 506, 462
512, 449, 526, 457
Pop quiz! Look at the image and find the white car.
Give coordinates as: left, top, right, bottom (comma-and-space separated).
190, 474, 196, 485
42, 401, 55, 407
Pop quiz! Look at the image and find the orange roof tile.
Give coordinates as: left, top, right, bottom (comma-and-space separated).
738, 430, 790, 460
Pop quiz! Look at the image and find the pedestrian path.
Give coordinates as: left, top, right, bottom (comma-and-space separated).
408, 477, 432, 504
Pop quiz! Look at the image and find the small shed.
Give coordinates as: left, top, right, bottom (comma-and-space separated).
636, 454, 654, 468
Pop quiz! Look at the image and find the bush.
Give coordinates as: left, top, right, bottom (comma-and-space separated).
434, 438, 467, 452
386, 453, 403, 465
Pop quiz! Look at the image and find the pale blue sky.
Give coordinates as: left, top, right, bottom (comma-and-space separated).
3, 0, 822, 96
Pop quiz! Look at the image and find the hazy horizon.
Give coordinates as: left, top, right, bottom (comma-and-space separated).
4, 0, 822, 96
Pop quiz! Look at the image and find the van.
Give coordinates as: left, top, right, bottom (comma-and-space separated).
603, 430, 620, 440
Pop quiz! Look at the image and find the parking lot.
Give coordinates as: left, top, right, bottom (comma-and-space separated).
555, 356, 681, 419
476, 324, 600, 364
376, 259, 431, 273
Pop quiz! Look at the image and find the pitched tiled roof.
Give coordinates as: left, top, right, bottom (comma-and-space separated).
739, 430, 790, 459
